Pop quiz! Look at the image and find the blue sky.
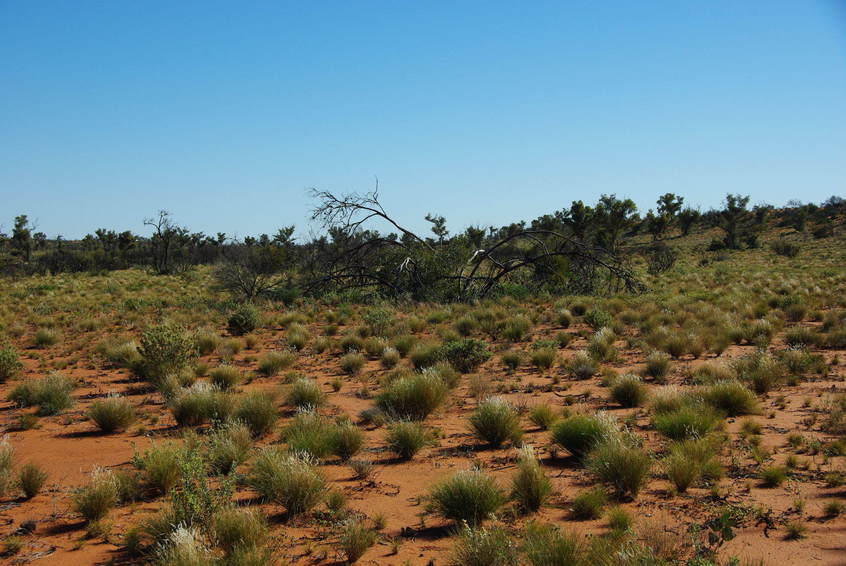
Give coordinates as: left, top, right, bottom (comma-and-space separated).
2, 1, 845, 239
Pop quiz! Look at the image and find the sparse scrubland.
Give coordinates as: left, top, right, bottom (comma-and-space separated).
0, 195, 844, 565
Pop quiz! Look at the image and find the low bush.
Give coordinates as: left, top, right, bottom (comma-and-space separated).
523, 523, 581, 566
760, 466, 788, 488
529, 404, 557, 431
452, 524, 518, 566
653, 406, 720, 440
440, 339, 491, 373
169, 384, 232, 426
209, 365, 243, 391
235, 390, 278, 437
610, 374, 648, 408
501, 350, 522, 371
385, 421, 432, 460
282, 411, 334, 459
643, 351, 670, 382
570, 488, 607, 519
530, 347, 557, 371
228, 304, 260, 335
429, 469, 506, 525
585, 437, 651, 499
18, 462, 47, 499
662, 437, 722, 492
137, 442, 183, 493
249, 449, 325, 518
34, 328, 60, 347
257, 351, 296, 376
551, 413, 616, 460
409, 342, 442, 369
701, 380, 760, 416
584, 308, 612, 331
286, 378, 325, 408
72, 468, 118, 522
377, 372, 448, 421
470, 397, 522, 447
212, 507, 268, 556
0, 346, 23, 382
207, 422, 253, 474
329, 421, 365, 461
88, 395, 136, 433
567, 352, 597, 380
8, 373, 75, 416
511, 447, 551, 513
340, 351, 366, 375
138, 324, 196, 382
339, 519, 377, 563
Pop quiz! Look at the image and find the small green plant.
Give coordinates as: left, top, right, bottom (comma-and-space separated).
212, 507, 268, 556
8, 373, 75, 416
227, 304, 260, 335
257, 350, 296, 376
88, 395, 136, 433
452, 524, 518, 566
606, 506, 633, 532
523, 522, 581, 566
385, 421, 432, 460
551, 413, 616, 460
470, 397, 522, 447
169, 384, 232, 426
72, 468, 118, 522
701, 380, 760, 417
529, 404, 557, 431
18, 462, 47, 499
340, 351, 366, 375
234, 390, 277, 437
567, 352, 597, 380
339, 518, 377, 563
440, 339, 492, 373
653, 405, 719, 440
329, 420, 365, 461
585, 437, 651, 499
783, 520, 807, 540
570, 488, 607, 519
286, 378, 325, 408
530, 347, 557, 371
138, 323, 196, 382
428, 469, 506, 525
511, 447, 551, 513
584, 308, 612, 331
248, 449, 325, 518
759, 466, 788, 488
377, 372, 448, 421
610, 374, 648, 408
282, 411, 335, 459
137, 442, 183, 493
643, 351, 670, 381
0, 346, 23, 382
34, 328, 60, 347
209, 365, 243, 390
501, 350, 522, 371
207, 421, 253, 474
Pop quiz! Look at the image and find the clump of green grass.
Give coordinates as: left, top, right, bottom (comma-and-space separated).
88, 395, 136, 433
385, 421, 432, 460
8, 373, 75, 416
169, 384, 232, 427
440, 339, 492, 373
469, 397, 523, 447
501, 350, 522, 371
136, 442, 183, 493
339, 518, 377, 563
138, 323, 197, 382
570, 488, 607, 519
286, 378, 325, 408
530, 347, 557, 371
662, 437, 722, 492
511, 447, 551, 513
529, 404, 557, 431
18, 462, 47, 499
209, 365, 243, 390
428, 469, 506, 525
249, 449, 325, 518
409, 342, 442, 369
34, 328, 60, 348
551, 413, 616, 460
643, 351, 670, 382
228, 304, 260, 335
585, 437, 651, 499
257, 350, 296, 376
207, 421, 253, 474
523, 522, 581, 566
701, 380, 760, 416
329, 420, 365, 461
567, 352, 597, 380
282, 411, 335, 459
610, 374, 648, 408
606, 506, 633, 532
72, 468, 118, 522
0, 345, 23, 382
759, 466, 788, 488
653, 405, 720, 440
377, 372, 448, 421
340, 351, 366, 375
235, 390, 278, 437
452, 524, 518, 566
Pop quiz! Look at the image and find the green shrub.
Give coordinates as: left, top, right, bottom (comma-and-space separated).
662, 437, 722, 492
339, 519, 377, 563
585, 437, 651, 499
286, 378, 325, 408
469, 397, 522, 447
701, 380, 760, 416
502, 316, 532, 341
760, 466, 788, 487
409, 342, 442, 369
249, 449, 325, 517
8, 373, 75, 416
34, 328, 60, 347
440, 339, 491, 373
385, 421, 432, 460
72, 468, 118, 522
340, 334, 365, 353
0, 346, 23, 382
194, 330, 220, 356
282, 411, 334, 459
392, 335, 418, 357
653, 406, 719, 440
606, 506, 633, 532
380, 347, 401, 368
257, 351, 295, 376
138, 324, 196, 381
207, 422, 253, 474
511, 448, 551, 513
209, 365, 243, 391
136, 442, 183, 493
169, 384, 232, 426
329, 421, 365, 461
429, 469, 506, 525
228, 304, 260, 335
530, 347, 557, 371
88, 395, 136, 433
523, 523, 581, 566
0, 437, 14, 497
455, 316, 479, 337
551, 414, 615, 459
339, 351, 366, 375
452, 524, 518, 566
212, 507, 268, 556
286, 325, 310, 351
377, 372, 448, 421
501, 350, 521, 371
587, 328, 617, 362
610, 374, 648, 408
529, 404, 557, 431
235, 391, 278, 437
570, 488, 607, 519
567, 352, 597, 380
584, 308, 612, 331
643, 351, 670, 381
18, 462, 47, 499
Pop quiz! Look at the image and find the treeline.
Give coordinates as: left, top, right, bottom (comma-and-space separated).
1, 193, 843, 300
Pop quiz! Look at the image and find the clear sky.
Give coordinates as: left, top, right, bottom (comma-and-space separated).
2, 1, 845, 240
